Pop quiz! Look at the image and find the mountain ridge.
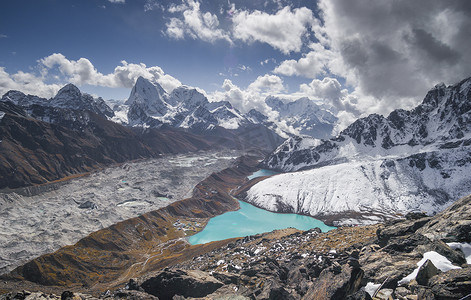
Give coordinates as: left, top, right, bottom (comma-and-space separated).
242, 77, 471, 225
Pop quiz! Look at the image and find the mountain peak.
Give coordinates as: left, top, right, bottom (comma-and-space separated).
168, 85, 208, 108
54, 83, 82, 100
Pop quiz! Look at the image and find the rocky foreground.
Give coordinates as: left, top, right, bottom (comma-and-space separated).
2, 193, 470, 299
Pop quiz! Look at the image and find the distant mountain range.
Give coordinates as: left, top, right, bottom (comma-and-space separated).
116, 76, 337, 140
0, 80, 272, 189
0, 76, 343, 189
243, 77, 471, 225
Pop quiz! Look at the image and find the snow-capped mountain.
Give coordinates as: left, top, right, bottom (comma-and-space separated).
264, 96, 337, 139
243, 77, 471, 225
125, 77, 249, 131
1, 84, 114, 120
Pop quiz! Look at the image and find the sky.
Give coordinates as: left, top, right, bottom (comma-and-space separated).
1, 0, 470, 128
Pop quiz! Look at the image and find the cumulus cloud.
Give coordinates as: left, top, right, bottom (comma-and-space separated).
274, 0, 471, 115
210, 74, 285, 114
274, 43, 336, 77
232, 6, 314, 54
0, 67, 62, 98
164, 0, 231, 43
299, 77, 362, 115
0, 53, 182, 98
38, 53, 181, 93
108, 0, 125, 3
248, 74, 285, 93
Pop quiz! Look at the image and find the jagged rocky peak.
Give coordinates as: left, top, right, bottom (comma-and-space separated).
340, 76, 471, 148
53, 83, 82, 102
50, 83, 114, 118
1, 90, 26, 104
1, 90, 48, 107
246, 108, 268, 124
126, 76, 168, 117
168, 85, 208, 108
263, 95, 338, 139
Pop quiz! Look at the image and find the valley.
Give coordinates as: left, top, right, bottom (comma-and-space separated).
0, 65, 470, 300
0, 150, 241, 274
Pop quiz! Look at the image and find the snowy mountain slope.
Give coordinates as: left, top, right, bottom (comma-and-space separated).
125, 77, 251, 131
243, 77, 471, 225
264, 77, 471, 171
123, 77, 284, 150
246, 144, 471, 225
264, 96, 338, 139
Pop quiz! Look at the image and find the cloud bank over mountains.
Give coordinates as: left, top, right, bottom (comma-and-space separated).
1, 0, 469, 129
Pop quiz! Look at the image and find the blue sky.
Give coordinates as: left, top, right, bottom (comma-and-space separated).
1, 0, 470, 122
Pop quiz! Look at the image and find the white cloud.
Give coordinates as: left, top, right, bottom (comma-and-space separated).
248, 74, 285, 93
166, 18, 185, 39
0, 53, 182, 98
0, 67, 62, 98
260, 58, 276, 66
232, 6, 314, 54
108, 0, 124, 3
274, 43, 336, 77
299, 77, 363, 115
275, 0, 471, 116
210, 75, 285, 114
0, 34, 7, 38
144, 0, 163, 12
165, 0, 231, 43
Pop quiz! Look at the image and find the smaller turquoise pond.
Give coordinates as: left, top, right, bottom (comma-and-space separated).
247, 169, 280, 180
188, 200, 336, 245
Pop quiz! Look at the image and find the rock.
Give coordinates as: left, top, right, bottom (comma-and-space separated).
417, 239, 467, 265
212, 272, 239, 285
429, 267, 471, 299
377, 218, 431, 247
60, 291, 74, 300
418, 194, 471, 243
213, 295, 251, 300
374, 288, 394, 299
113, 290, 159, 299
303, 263, 364, 299
139, 269, 223, 300
415, 259, 439, 286
256, 278, 296, 300
346, 288, 373, 300
405, 212, 429, 220
78, 201, 97, 210
394, 286, 412, 299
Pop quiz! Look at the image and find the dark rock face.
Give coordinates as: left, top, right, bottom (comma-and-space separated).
416, 259, 439, 286
418, 194, 471, 243
429, 268, 471, 299
303, 263, 364, 300
138, 269, 223, 300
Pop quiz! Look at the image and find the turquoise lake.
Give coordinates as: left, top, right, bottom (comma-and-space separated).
247, 169, 280, 180
188, 200, 336, 245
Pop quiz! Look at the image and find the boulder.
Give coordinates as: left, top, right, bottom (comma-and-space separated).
429, 267, 471, 299
139, 269, 223, 300
418, 194, 471, 243
415, 260, 439, 286
303, 263, 364, 299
